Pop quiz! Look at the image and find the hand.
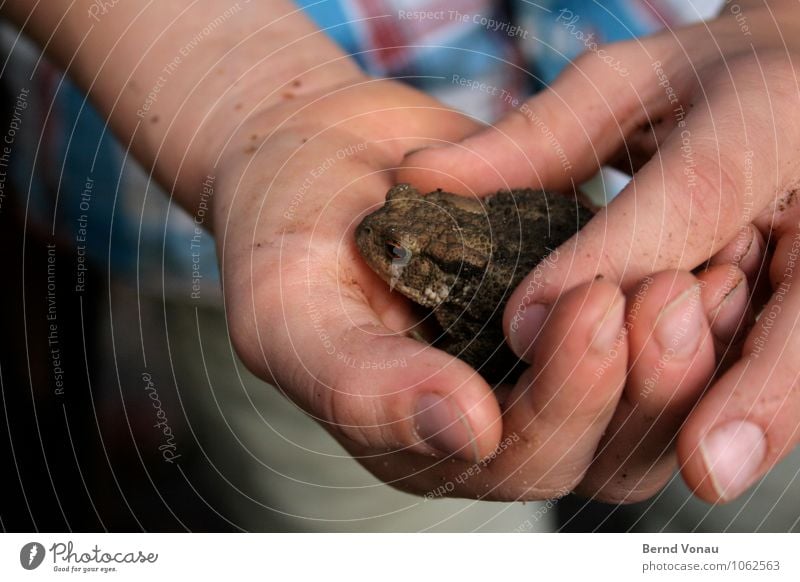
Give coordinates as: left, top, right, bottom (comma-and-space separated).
212, 75, 640, 500
398, 1, 800, 502
5, 0, 636, 502
601, 228, 800, 505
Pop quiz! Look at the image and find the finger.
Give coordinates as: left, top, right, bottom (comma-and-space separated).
348, 278, 629, 501
489, 279, 628, 496
696, 263, 753, 357
503, 67, 787, 359
577, 271, 716, 502
607, 115, 677, 176
708, 224, 766, 288
397, 38, 692, 194
679, 227, 800, 502
705, 225, 765, 355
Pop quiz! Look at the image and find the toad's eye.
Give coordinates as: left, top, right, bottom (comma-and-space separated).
385, 240, 412, 265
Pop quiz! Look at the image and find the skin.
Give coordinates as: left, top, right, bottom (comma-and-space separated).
4, 0, 793, 505
2, 0, 628, 500
400, 0, 800, 502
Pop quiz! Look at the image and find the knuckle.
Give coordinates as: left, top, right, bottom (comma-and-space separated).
502, 105, 537, 133
323, 359, 404, 450
700, 157, 744, 229
326, 389, 377, 446
714, 53, 799, 113
732, 51, 796, 84
665, 146, 744, 239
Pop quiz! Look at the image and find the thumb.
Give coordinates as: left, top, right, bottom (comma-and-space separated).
229, 269, 504, 464
397, 40, 688, 194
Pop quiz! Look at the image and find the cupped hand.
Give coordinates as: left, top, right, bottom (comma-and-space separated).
210, 76, 638, 499
398, 2, 800, 503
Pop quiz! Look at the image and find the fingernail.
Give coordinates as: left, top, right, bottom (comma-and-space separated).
508, 303, 548, 362
591, 294, 625, 353
655, 285, 703, 357
414, 393, 478, 462
708, 276, 747, 344
738, 227, 757, 265
700, 420, 766, 501
708, 273, 746, 316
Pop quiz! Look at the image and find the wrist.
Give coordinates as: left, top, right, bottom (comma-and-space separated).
186, 61, 367, 228
134, 6, 366, 217
1, 0, 365, 218
208, 77, 468, 235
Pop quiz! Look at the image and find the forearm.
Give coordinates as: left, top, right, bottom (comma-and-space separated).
0, 0, 362, 218
734, 0, 796, 9
717, 0, 797, 17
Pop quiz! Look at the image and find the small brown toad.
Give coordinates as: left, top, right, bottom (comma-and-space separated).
355, 184, 591, 383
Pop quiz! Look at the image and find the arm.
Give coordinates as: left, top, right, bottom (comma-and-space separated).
1, 0, 361, 218
0, 0, 644, 502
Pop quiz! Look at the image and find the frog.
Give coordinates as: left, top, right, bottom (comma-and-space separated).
355, 183, 592, 383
